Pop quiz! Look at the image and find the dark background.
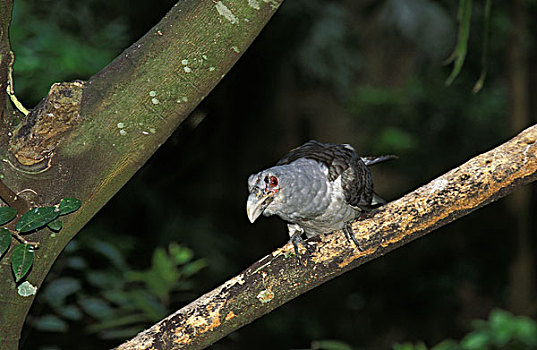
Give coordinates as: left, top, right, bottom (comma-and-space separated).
9, 0, 537, 349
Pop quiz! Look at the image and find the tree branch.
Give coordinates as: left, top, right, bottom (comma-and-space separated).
117, 124, 537, 350
0, 0, 283, 348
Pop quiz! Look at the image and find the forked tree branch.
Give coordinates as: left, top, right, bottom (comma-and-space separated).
117, 125, 537, 350
0, 0, 284, 348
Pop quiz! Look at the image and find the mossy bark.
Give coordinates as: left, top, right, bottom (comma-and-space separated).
0, 0, 283, 348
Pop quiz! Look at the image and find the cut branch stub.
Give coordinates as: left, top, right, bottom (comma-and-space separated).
116, 124, 537, 350
9, 81, 85, 169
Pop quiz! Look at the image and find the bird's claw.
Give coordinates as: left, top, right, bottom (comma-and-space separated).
343, 223, 363, 251
289, 232, 312, 265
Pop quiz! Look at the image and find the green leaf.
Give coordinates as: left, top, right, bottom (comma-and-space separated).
43, 277, 81, 308
16, 207, 59, 233
0, 227, 11, 258
182, 259, 207, 277
472, 0, 491, 93
431, 340, 459, 350
99, 326, 145, 340
57, 305, 83, 321
444, 0, 472, 86
47, 218, 63, 231
311, 340, 353, 350
78, 297, 115, 320
34, 314, 68, 332
58, 197, 82, 215
11, 244, 35, 282
460, 332, 490, 350
0, 206, 17, 225
168, 243, 193, 264
90, 241, 127, 270
86, 313, 148, 333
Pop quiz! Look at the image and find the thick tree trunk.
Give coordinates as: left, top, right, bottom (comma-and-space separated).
0, 1, 283, 349
117, 124, 537, 350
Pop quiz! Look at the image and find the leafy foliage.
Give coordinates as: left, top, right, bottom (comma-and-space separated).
10, 0, 129, 106
0, 197, 82, 284
31, 237, 205, 340
394, 309, 537, 350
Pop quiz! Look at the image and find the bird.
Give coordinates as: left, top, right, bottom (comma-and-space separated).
246, 140, 395, 257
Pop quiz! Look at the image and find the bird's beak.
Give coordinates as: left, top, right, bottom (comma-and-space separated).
246, 191, 271, 223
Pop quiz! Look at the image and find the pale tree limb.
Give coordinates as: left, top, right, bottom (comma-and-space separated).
117, 124, 537, 350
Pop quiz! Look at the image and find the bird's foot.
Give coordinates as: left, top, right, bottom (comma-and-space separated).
288, 232, 307, 254
343, 222, 363, 252
289, 232, 311, 265
287, 224, 313, 264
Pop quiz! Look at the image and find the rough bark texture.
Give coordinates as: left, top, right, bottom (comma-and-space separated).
116, 124, 537, 350
0, 1, 283, 349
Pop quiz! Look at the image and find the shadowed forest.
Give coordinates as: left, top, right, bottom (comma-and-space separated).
10, 0, 537, 349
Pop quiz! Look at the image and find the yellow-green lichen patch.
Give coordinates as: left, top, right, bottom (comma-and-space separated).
17, 281, 37, 297
215, 1, 238, 24
248, 0, 260, 10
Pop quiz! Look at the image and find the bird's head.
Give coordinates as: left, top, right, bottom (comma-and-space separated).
246, 170, 282, 223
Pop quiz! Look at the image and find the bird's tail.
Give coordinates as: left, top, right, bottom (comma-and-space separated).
371, 192, 386, 206
362, 154, 396, 208
361, 155, 398, 166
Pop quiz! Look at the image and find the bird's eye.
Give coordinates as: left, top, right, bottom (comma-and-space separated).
269, 176, 278, 187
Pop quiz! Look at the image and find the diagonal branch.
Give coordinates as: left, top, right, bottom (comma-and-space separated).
117, 124, 537, 350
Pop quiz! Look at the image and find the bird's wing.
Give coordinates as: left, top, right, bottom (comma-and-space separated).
276, 140, 373, 208
276, 140, 354, 181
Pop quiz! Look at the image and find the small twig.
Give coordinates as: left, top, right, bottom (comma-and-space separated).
14, 188, 38, 200
0, 180, 30, 214
11, 231, 39, 248
6, 51, 29, 116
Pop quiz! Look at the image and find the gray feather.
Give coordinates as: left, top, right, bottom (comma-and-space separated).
247, 140, 392, 239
